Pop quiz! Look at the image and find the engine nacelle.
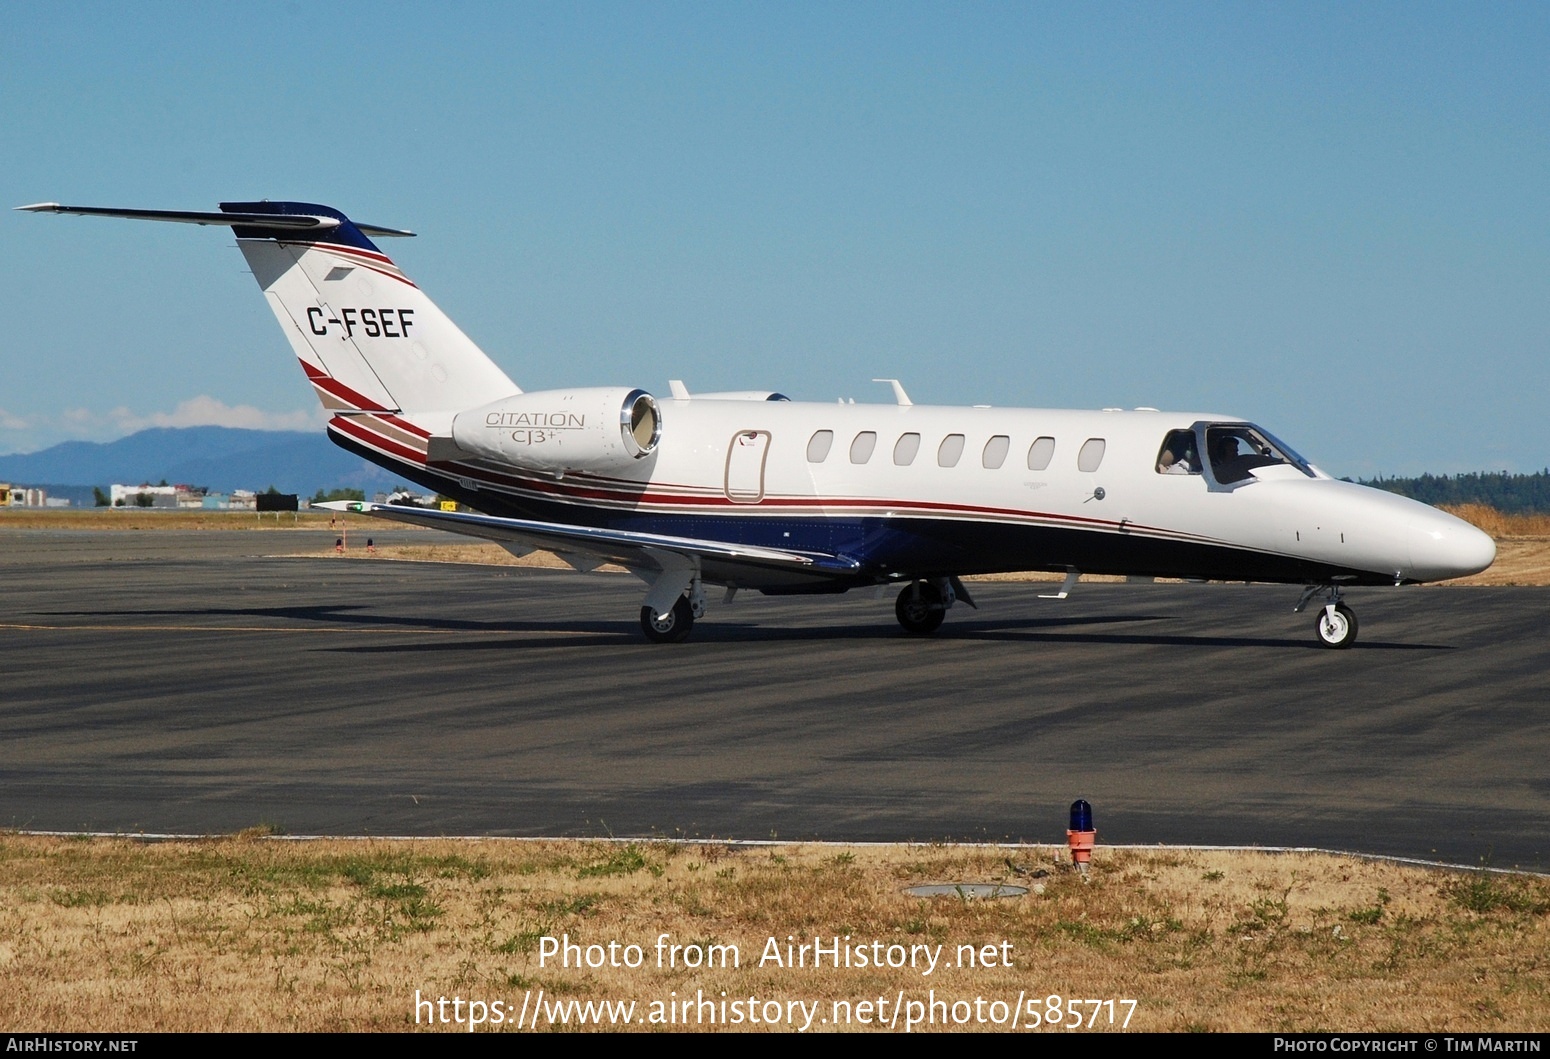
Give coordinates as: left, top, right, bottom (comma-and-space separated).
450, 388, 661, 476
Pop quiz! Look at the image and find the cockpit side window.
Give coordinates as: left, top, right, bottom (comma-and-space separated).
1156, 429, 1200, 475
1206, 425, 1314, 483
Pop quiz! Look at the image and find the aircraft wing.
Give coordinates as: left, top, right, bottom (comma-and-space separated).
316, 501, 863, 606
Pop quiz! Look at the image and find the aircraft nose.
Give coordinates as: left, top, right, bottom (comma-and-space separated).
1406, 509, 1496, 581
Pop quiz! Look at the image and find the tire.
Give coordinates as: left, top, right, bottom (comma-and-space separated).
1314, 602, 1358, 649
640, 596, 695, 643
895, 582, 946, 635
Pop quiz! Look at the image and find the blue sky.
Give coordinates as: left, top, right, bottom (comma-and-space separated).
5, 2, 1547, 476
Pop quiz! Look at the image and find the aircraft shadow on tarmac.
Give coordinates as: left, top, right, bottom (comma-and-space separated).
43, 603, 606, 635
39, 605, 1452, 651
324, 613, 1449, 652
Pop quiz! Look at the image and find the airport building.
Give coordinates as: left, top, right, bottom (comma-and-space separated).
0, 483, 68, 508
108, 484, 259, 510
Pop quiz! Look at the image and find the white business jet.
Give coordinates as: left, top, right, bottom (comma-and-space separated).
18, 201, 1495, 646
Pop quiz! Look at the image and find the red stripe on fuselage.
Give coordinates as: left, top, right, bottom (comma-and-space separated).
339, 416, 1219, 544
331, 415, 427, 464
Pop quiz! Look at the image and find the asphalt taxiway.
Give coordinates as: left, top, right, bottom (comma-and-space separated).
3, 528, 1546, 868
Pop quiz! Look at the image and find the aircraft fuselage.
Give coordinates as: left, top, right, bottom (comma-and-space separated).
327, 399, 1493, 593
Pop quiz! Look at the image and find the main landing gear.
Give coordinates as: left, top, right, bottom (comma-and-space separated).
896, 581, 946, 635
640, 596, 695, 643
1295, 584, 1358, 649
639, 572, 709, 643
895, 577, 974, 635
640, 577, 969, 641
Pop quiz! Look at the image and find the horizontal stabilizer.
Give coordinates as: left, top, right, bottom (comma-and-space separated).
14, 202, 415, 237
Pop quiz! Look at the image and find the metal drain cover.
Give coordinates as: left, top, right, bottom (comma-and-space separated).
904, 883, 1028, 899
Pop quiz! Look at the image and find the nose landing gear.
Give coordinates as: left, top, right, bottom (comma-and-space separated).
1314, 601, 1358, 648
1296, 584, 1358, 649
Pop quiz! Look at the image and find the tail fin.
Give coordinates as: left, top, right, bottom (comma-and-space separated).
225, 201, 517, 415
17, 200, 518, 415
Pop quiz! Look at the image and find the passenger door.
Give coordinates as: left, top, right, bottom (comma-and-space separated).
725, 430, 770, 503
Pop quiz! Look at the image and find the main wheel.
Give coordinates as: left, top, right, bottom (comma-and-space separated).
640, 596, 695, 643
895, 581, 946, 635
1314, 602, 1357, 649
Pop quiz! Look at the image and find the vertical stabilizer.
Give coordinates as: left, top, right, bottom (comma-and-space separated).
222, 201, 518, 414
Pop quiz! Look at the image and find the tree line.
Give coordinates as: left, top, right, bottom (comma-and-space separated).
1358, 470, 1550, 513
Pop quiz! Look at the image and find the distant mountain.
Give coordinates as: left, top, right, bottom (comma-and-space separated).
0, 426, 404, 496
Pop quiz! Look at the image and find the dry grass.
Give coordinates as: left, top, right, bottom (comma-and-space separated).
320, 542, 627, 572
344, 542, 583, 569
1, 836, 1546, 1032
1439, 504, 1550, 538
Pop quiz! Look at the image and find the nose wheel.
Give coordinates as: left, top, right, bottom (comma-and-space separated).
1297, 584, 1358, 649
1314, 601, 1358, 649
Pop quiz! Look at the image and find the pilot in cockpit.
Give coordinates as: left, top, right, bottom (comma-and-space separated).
1207, 432, 1238, 477
1209, 429, 1273, 483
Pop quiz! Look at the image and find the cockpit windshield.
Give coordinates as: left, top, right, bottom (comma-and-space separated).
1205, 424, 1315, 483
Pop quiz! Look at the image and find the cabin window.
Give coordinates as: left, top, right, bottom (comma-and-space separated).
938, 434, 965, 468
1026, 436, 1055, 470
982, 435, 1010, 469
893, 433, 921, 466
806, 430, 833, 463
1156, 429, 1200, 475
850, 431, 877, 464
1077, 438, 1106, 472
